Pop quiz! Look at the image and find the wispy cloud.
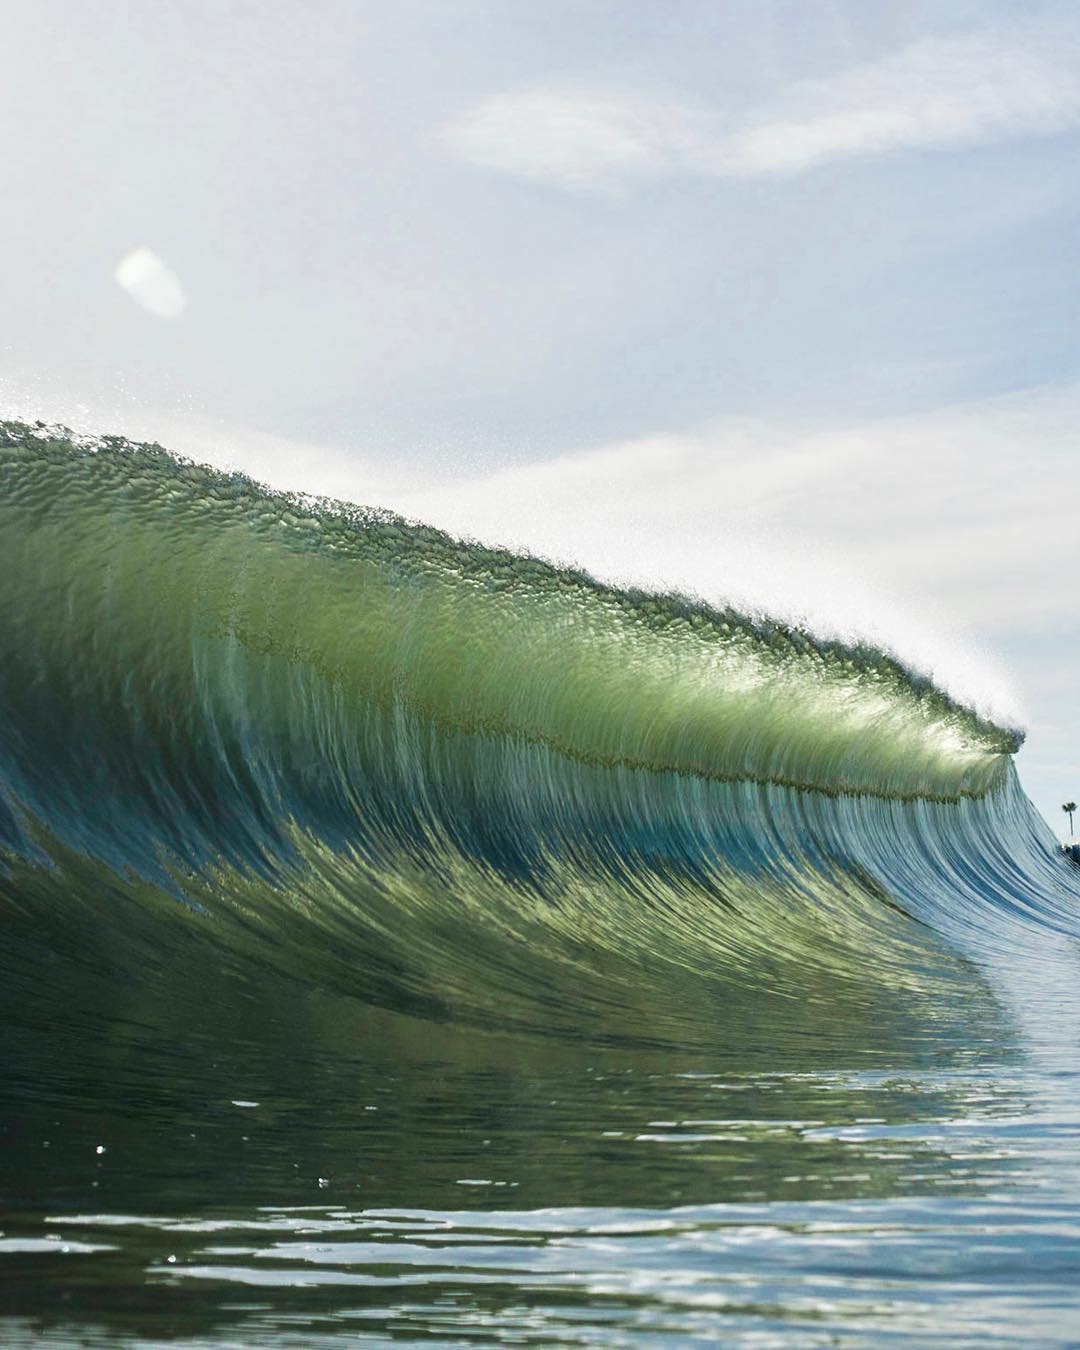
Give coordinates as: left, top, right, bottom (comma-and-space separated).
439, 88, 702, 190
439, 25, 1080, 188
400, 386, 1080, 636
714, 26, 1080, 175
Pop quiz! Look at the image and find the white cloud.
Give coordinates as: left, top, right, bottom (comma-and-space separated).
439, 88, 700, 189
389, 384, 1080, 729
399, 389, 1077, 632
714, 27, 1080, 175
114, 247, 186, 318
440, 25, 1080, 188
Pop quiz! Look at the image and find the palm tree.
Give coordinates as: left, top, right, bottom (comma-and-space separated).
1064, 802, 1077, 837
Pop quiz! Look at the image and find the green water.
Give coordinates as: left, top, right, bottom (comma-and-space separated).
4, 423, 1080, 1345
6, 892, 1080, 1347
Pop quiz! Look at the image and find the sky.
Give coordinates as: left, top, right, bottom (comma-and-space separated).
1, 0, 1078, 831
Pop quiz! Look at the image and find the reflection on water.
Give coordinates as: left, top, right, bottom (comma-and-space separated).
4, 926, 1080, 1347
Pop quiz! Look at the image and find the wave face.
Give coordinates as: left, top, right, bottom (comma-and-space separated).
7, 421, 1080, 1347
0, 419, 1074, 1048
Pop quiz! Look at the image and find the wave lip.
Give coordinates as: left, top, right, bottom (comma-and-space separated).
0, 420, 1019, 802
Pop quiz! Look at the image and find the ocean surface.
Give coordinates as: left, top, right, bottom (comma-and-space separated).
3, 420, 1080, 1347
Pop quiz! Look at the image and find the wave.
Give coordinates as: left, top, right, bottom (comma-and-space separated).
1, 420, 1076, 1046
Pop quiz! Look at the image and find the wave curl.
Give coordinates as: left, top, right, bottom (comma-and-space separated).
0, 421, 1072, 1044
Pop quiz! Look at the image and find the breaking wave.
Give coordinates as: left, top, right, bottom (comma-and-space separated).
1, 421, 1076, 1046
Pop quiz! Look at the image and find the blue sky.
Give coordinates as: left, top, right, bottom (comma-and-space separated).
2, 0, 1078, 829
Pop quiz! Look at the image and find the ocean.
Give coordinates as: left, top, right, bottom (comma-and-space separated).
3, 420, 1080, 1346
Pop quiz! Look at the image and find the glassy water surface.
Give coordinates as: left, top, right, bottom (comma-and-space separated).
6, 915, 1080, 1346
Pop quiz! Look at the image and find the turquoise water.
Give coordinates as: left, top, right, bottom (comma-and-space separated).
2, 421, 1080, 1345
